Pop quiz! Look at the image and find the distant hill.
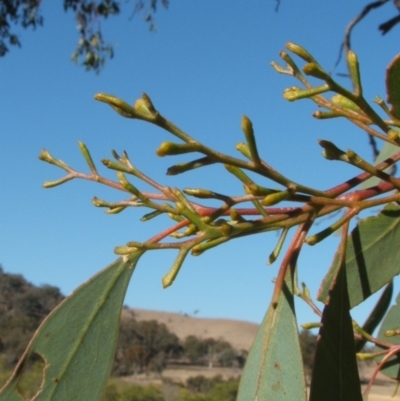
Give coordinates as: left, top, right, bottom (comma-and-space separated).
122, 308, 259, 352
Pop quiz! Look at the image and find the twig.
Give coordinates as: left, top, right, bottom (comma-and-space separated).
332, 0, 390, 72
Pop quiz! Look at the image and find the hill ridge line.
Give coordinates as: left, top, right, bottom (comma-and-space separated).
122, 308, 260, 351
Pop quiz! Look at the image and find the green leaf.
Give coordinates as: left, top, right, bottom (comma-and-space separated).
374, 291, 400, 380
310, 264, 362, 401
0, 253, 143, 401
237, 270, 307, 401
386, 54, 400, 120
318, 203, 400, 308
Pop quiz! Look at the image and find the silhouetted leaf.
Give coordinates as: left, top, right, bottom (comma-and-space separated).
310, 264, 362, 401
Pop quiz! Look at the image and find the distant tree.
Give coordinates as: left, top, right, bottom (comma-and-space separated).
0, 0, 169, 73
202, 338, 236, 369
183, 335, 208, 365
299, 330, 317, 379
218, 347, 237, 368
234, 349, 248, 369
113, 318, 182, 375
182, 336, 236, 368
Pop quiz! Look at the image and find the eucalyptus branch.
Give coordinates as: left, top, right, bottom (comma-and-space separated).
39, 139, 400, 248
333, 0, 390, 72
352, 321, 393, 349
272, 43, 398, 145
294, 281, 323, 317
272, 211, 317, 308
39, 44, 400, 297
95, 92, 327, 197
26, 39, 400, 401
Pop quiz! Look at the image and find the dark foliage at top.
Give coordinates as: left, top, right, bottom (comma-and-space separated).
0, 0, 169, 73
2, 1, 400, 74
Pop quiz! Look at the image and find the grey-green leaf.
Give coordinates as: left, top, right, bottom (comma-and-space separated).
310, 264, 362, 401
318, 203, 400, 308
0, 253, 143, 401
237, 271, 307, 401
374, 291, 400, 380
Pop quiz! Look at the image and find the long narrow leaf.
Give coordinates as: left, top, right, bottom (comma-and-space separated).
310, 264, 362, 401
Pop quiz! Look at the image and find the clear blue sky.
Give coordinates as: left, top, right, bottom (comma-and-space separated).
1, 1, 400, 325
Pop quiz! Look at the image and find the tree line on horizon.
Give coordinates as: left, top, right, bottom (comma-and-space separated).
0, 266, 254, 378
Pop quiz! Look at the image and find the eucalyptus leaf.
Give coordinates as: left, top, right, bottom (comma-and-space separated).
237, 270, 307, 401
318, 203, 400, 308
0, 253, 143, 401
310, 264, 362, 401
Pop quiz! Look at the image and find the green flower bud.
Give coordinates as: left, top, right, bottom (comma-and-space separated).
318, 140, 347, 161
156, 142, 199, 156
331, 94, 361, 112
283, 87, 301, 101
242, 115, 253, 137
261, 190, 290, 206
285, 42, 315, 63
384, 329, 400, 337
95, 93, 138, 118
302, 63, 328, 80
301, 322, 321, 330
133, 93, 158, 119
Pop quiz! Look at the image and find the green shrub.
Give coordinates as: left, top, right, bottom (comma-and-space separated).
118, 384, 164, 401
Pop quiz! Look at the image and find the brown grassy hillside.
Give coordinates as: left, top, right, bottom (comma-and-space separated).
121, 308, 259, 351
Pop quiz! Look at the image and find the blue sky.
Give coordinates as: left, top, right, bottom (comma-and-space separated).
1, 1, 400, 325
